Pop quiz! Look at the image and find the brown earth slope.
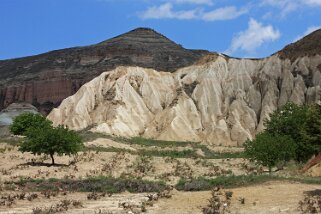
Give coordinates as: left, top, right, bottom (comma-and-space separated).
278, 29, 321, 61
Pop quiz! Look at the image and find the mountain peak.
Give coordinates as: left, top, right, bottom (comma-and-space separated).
278, 28, 321, 61
128, 27, 162, 34
97, 27, 175, 46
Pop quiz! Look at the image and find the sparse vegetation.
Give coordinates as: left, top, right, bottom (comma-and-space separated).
83, 135, 244, 159
32, 199, 83, 214
11, 176, 167, 193
202, 187, 232, 214
298, 190, 321, 213
130, 156, 155, 176
175, 175, 321, 191
0, 137, 20, 146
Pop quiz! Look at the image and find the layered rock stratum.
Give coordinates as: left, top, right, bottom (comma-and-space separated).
0, 28, 207, 114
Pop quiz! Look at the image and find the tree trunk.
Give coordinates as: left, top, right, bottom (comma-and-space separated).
50, 153, 55, 165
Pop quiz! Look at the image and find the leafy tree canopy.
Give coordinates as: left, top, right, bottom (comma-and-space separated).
20, 125, 83, 165
10, 113, 83, 165
10, 112, 52, 135
245, 102, 321, 172
264, 102, 321, 162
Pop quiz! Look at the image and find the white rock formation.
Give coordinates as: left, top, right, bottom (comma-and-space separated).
47, 55, 321, 146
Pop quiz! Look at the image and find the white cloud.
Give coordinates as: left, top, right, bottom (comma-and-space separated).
202, 6, 248, 21
261, 0, 299, 17
227, 18, 280, 55
140, 3, 198, 20
261, 0, 321, 18
293, 26, 321, 42
140, 3, 247, 21
303, 0, 321, 6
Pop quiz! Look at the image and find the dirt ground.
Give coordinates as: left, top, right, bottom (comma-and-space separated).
0, 138, 320, 213
0, 143, 249, 185
154, 181, 321, 214
0, 181, 320, 213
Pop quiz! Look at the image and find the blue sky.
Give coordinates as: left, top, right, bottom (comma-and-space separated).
0, 0, 320, 60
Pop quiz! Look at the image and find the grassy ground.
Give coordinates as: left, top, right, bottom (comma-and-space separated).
0, 136, 21, 146
175, 175, 321, 191
79, 131, 245, 159
5, 174, 320, 194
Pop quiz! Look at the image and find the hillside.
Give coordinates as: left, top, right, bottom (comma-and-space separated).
0, 28, 208, 114
278, 29, 321, 61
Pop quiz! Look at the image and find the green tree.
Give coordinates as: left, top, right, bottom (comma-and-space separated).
264, 102, 308, 141
301, 104, 321, 154
10, 112, 52, 135
20, 125, 83, 165
264, 102, 320, 162
244, 133, 297, 173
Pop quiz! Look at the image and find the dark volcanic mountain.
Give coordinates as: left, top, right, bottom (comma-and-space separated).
0, 28, 208, 114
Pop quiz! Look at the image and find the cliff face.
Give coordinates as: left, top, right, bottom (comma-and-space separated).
0, 28, 207, 114
48, 53, 321, 146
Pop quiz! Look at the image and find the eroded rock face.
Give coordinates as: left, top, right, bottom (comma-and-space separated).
0, 28, 207, 114
48, 54, 321, 146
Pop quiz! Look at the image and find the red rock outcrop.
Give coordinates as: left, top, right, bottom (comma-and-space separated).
0, 78, 85, 115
